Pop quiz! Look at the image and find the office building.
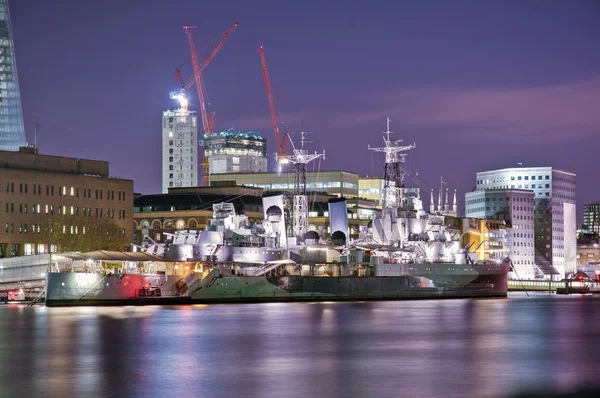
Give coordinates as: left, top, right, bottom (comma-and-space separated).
0, 0, 26, 151
474, 167, 576, 278
583, 202, 600, 237
162, 108, 198, 193
465, 188, 537, 279
0, 148, 134, 258
576, 234, 600, 268
358, 177, 385, 207
210, 170, 359, 198
461, 218, 508, 262
204, 127, 267, 175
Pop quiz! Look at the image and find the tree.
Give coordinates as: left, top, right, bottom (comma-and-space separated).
38, 214, 130, 252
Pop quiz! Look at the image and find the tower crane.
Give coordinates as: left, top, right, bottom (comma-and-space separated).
174, 22, 239, 186
259, 46, 287, 158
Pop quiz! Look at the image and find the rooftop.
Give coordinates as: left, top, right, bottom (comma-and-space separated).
0, 147, 110, 177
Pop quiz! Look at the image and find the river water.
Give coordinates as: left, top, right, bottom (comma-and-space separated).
1, 293, 599, 398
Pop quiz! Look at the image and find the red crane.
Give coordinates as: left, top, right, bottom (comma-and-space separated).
179, 22, 239, 186
258, 46, 286, 157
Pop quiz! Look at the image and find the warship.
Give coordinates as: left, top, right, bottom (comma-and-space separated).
45, 119, 509, 306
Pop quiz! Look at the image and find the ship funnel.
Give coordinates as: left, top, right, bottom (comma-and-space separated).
262, 193, 287, 247
328, 197, 349, 246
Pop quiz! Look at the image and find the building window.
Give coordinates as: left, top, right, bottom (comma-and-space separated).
153, 221, 161, 230
190, 220, 197, 229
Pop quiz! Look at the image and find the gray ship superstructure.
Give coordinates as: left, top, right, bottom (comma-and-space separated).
139, 201, 284, 264
44, 118, 509, 306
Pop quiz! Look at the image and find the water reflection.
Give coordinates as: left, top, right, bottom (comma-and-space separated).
1, 296, 600, 398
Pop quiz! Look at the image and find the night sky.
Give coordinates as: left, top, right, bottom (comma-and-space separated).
11, 0, 600, 220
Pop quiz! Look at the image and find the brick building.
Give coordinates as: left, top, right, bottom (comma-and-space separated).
0, 147, 134, 257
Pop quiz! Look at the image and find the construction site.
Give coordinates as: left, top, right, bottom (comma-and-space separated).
162, 22, 295, 190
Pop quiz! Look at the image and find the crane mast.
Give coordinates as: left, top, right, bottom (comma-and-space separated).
180, 22, 239, 186
259, 46, 286, 157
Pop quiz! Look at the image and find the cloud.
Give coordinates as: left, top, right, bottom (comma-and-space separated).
332, 78, 600, 141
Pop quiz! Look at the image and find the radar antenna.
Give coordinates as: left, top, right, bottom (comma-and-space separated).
275, 130, 325, 239
367, 117, 415, 209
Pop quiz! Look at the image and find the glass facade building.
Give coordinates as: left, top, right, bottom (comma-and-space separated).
0, 0, 26, 151
204, 128, 267, 175
583, 202, 600, 236
473, 167, 576, 278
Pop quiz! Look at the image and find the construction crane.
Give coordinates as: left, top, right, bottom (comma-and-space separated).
259, 46, 287, 158
176, 22, 239, 186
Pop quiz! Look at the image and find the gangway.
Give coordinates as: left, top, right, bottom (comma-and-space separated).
27, 289, 46, 306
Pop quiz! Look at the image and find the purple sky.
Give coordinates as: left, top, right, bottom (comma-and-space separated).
11, 0, 600, 220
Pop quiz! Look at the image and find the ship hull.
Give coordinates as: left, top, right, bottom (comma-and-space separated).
45, 270, 507, 307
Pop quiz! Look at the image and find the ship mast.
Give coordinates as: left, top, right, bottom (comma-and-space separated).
275, 132, 325, 239
368, 118, 415, 210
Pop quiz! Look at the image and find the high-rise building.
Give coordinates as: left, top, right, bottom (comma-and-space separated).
162, 107, 198, 193
474, 167, 576, 278
0, 0, 26, 151
583, 202, 600, 237
465, 188, 537, 279
203, 127, 267, 175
